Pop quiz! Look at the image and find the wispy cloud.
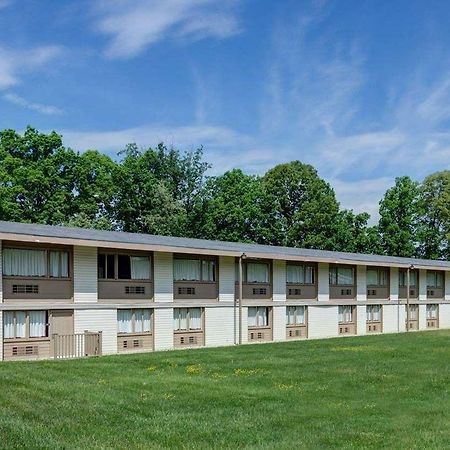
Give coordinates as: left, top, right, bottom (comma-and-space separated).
0, 45, 64, 89
3, 93, 64, 115
92, 0, 241, 59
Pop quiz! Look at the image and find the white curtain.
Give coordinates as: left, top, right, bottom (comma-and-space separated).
408, 306, 418, 320
337, 267, 354, 285
305, 266, 314, 284
201, 260, 215, 281
339, 306, 352, 323
367, 269, 378, 286
4, 248, 46, 277
189, 308, 202, 330
296, 306, 305, 324
49, 251, 69, 278
286, 306, 295, 325
16, 311, 26, 338
427, 305, 438, 319
29, 311, 46, 337
367, 305, 381, 321
134, 309, 144, 333
173, 308, 188, 330
257, 307, 268, 327
143, 309, 151, 332
174, 260, 201, 281
247, 263, 269, 283
427, 272, 443, 288
130, 256, 150, 280
3, 311, 14, 338
248, 307, 257, 327
287, 266, 304, 283
118, 310, 132, 333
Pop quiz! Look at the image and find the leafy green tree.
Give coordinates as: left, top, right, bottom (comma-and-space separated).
378, 176, 419, 257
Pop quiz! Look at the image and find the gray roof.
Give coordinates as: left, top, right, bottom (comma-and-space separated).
0, 220, 449, 269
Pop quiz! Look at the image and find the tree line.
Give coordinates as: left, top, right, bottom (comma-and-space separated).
1, 127, 449, 260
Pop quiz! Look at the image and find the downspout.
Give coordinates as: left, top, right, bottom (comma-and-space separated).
406, 264, 414, 332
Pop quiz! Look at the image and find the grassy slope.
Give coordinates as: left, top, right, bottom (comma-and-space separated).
0, 331, 449, 449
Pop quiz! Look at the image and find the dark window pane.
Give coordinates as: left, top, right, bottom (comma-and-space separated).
98, 254, 106, 279
107, 254, 115, 279
118, 255, 131, 279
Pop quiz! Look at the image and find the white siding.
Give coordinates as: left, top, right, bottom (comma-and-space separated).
445, 272, 450, 301
382, 304, 400, 333
154, 252, 173, 302
0, 311, 3, 361
272, 305, 286, 341
273, 260, 286, 302
318, 263, 330, 301
219, 256, 234, 302
239, 306, 248, 344
419, 269, 427, 301
308, 305, 338, 338
390, 267, 399, 301
73, 246, 97, 303
356, 305, 366, 335
0, 240, 3, 303
356, 266, 367, 301
439, 304, 450, 328
419, 304, 427, 330
205, 307, 235, 347
74, 309, 117, 355
153, 308, 174, 350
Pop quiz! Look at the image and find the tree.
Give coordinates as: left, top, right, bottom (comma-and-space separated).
416, 171, 450, 259
378, 176, 419, 257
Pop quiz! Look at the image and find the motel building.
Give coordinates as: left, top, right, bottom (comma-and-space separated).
0, 220, 449, 361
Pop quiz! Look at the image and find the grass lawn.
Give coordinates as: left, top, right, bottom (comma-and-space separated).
1, 331, 450, 449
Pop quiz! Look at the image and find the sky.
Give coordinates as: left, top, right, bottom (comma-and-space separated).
1, 0, 450, 221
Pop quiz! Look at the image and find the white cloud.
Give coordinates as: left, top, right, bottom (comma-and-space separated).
0, 0, 13, 9
3, 93, 64, 115
0, 45, 64, 89
92, 0, 241, 59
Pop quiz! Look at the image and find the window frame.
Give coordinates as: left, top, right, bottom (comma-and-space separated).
329, 266, 355, 286
406, 304, 418, 321
117, 308, 152, 334
426, 271, 444, 288
3, 246, 71, 280
399, 270, 418, 288
286, 306, 306, 326
426, 304, 438, 320
173, 308, 203, 332
366, 267, 389, 287
97, 251, 152, 281
3, 310, 49, 340
286, 264, 315, 285
366, 305, 382, 323
248, 306, 270, 328
236, 260, 271, 284
173, 256, 217, 282
338, 305, 355, 324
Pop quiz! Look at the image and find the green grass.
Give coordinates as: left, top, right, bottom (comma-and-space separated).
1, 331, 450, 449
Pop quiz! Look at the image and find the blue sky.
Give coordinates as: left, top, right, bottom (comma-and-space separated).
1, 0, 450, 220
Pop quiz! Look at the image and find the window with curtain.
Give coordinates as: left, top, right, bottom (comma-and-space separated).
99, 254, 151, 280
49, 251, 69, 277
173, 308, 202, 330
427, 271, 443, 288
329, 267, 354, 286
407, 305, 418, 320
246, 263, 269, 283
399, 271, 417, 287
201, 260, 216, 281
130, 256, 150, 280
3, 310, 46, 339
3, 248, 47, 277
426, 304, 438, 319
117, 310, 132, 333
248, 307, 269, 327
366, 305, 381, 322
286, 306, 305, 325
338, 305, 353, 323
287, 265, 315, 284
367, 268, 388, 286
133, 309, 152, 333
174, 259, 201, 281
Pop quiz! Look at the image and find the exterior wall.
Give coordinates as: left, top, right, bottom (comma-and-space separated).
419, 304, 427, 330
219, 256, 235, 302
272, 305, 286, 342
0, 311, 2, 361
308, 305, 338, 338
357, 266, 367, 301
73, 246, 97, 303
383, 304, 400, 333
445, 273, 450, 301
74, 309, 117, 355
204, 307, 235, 347
356, 305, 366, 335
273, 260, 286, 302
154, 252, 173, 302
439, 303, 450, 328
419, 270, 427, 301
317, 263, 330, 301
239, 306, 248, 344
390, 267, 399, 301
153, 307, 173, 350
0, 242, 2, 359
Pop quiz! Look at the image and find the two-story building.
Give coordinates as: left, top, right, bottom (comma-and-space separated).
0, 221, 449, 361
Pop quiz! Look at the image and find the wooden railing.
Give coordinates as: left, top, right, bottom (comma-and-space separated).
53, 331, 102, 359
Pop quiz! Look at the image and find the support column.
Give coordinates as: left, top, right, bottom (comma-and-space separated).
73, 246, 97, 303
218, 256, 235, 302
356, 266, 367, 301
318, 263, 330, 301
154, 252, 173, 302
390, 267, 399, 302
419, 270, 427, 301
273, 260, 286, 302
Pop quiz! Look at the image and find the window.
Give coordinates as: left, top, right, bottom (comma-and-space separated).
98, 254, 151, 280
427, 271, 443, 288
236, 262, 270, 283
338, 305, 354, 323
173, 258, 216, 282
399, 270, 417, 287
173, 308, 202, 331
286, 265, 314, 284
3, 248, 69, 278
248, 307, 269, 327
117, 309, 152, 333
329, 266, 354, 286
367, 268, 388, 286
426, 304, 438, 319
3, 311, 48, 339
286, 306, 306, 325
407, 305, 418, 320
366, 305, 381, 322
